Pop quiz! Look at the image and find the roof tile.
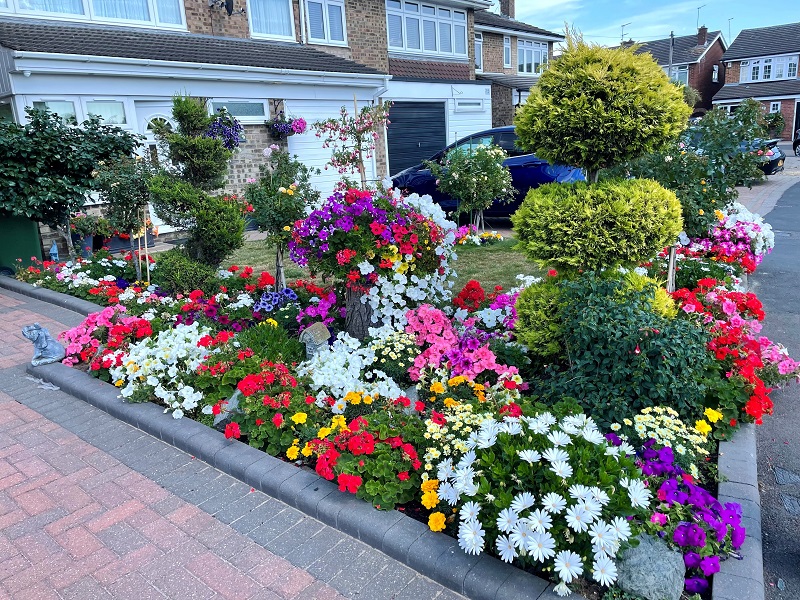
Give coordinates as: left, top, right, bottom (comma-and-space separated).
632, 31, 723, 66
473, 11, 562, 39
713, 79, 800, 101
724, 22, 800, 61
388, 58, 471, 80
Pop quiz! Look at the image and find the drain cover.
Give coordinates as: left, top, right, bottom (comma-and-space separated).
781, 493, 800, 516
775, 466, 800, 485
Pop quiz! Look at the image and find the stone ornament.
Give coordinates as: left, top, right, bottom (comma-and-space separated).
22, 323, 66, 367
299, 322, 331, 359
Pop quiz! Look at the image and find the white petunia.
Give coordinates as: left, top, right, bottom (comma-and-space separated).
495, 535, 517, 563
496, 508, 520, 533
526, 509, 552, 533
510, 492, 536, 512
550, 460, 574, 479
554, 550, 583, 583
542, 447, 569, 464
457, 519, 485, 555
459, 501, 481, 522
565, 504, 593, 532
592, 554, 618, 587
526, 530, 556, 563
517, 449, 542, 464
541, 492, 567, 514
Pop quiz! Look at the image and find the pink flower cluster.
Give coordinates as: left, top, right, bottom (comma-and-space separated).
59, 305, 127, 366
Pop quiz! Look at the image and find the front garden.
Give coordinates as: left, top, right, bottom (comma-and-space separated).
7, 34, 796, 600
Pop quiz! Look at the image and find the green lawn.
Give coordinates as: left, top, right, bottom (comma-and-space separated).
225, 236, 541, 292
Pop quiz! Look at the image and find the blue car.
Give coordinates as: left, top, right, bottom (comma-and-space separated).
391, 126, 584, 218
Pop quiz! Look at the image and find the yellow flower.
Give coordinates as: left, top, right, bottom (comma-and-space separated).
421, 490, 440, 509
283, 225, 291, 231
301, 443, 313, 457
623, 418, 633, 426
443, 397, 459, 408
114, 379, 124, 387
695, 420, 712, 436
331, 415, 348, 431
704, 408, 724, 423
265, 318, 278, 327
428, 512, 446, 532
344, 391, 362, 405
700, 179, 706, 185
698, 209, 705, 215
429, 381, 445, 394
286, 189, 294, 195
447, 376, 466, 387
317, 427, 332, 438
421, 479, 439, 493
362, 395, 373, 405
286, 446, 299, 460
291, 412, 308, 425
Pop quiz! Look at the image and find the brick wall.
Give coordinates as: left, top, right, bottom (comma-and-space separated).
687, 38, 725, 111
725, 61, 741, 84
467, 11, 475, 79
343, 0, 389, 72
185, 0, 249, 38
482, 32, 505, 73
491, 84, 513, 127
760, 99, 796, 141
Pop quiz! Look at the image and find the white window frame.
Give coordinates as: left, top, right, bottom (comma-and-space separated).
668, 65, 689, 86
712, 64, 719, 83
503, 35, 511, 68
770, 101, 781, 114
305, 0, 347, 46
474, 32, 483, 72
208, 99, 268, 125
27, 96, 81, 123
454, 99, 484, 113
517, 38, 549, 75
81, 97, 134, 129
739, 54, 799, 83
386, 0, 468, 58
248, 0, 297, 41
0, 0, 186, 30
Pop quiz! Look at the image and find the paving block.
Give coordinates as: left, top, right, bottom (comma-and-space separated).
277, 469, 322, 508
406, 530, 458, 581
213, 443, 264, 481
712, 571, 764, 600
380, 515, 428, 564
241, 457, 280, 489
293, 478, 338, 518
463, 553, 514, 600
494, 566, 549, 600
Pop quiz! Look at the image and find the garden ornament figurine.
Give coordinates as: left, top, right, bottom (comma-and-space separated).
299, 322, 331, 359
22, 323, 65, 366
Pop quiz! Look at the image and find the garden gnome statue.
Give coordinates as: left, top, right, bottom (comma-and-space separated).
22, 323, 65, 366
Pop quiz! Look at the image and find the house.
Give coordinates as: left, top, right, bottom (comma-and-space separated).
472, 1, 563, 127
712, 22, 800, 141
632, 27, 726, 114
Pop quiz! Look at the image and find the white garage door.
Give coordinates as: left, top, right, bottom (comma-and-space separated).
284, 99, 377, 198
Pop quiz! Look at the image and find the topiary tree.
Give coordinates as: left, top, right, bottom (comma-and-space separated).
515, 30, 691, 182
0, 108, 140, 257
512, 178, 683, 271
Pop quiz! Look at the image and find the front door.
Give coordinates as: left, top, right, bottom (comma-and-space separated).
134, 101, 178, 233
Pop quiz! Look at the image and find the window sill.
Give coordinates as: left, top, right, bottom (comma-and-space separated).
389, 51, 469, 63
307, 39, 349, 48
251, 33, 298, 43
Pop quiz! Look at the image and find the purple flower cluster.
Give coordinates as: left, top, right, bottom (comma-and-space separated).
205, 110, 244, 151
253, 288, 298, 314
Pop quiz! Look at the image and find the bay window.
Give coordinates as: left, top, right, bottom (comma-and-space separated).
306, 0, 346, 45
386, 0, 467, 58
518, 39, 548, 74
249, 0, 294, 39
0, 0, 185, 28
740, 55, 799, 83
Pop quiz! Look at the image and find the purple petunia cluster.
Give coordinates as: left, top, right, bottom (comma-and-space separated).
205, 110, 244, 151
253, 288, 298, 314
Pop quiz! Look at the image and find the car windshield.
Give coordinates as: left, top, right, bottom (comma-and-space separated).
445, 134, 495, 159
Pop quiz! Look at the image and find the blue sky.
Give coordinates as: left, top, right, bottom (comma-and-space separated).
510, 0, 800, 48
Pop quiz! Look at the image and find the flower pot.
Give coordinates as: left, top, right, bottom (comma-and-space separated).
70, 234, 93, 259
104, 232, 156, 253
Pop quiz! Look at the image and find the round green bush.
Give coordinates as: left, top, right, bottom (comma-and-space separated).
185, 195, 245, 267
151, 248, 217, 294
514, 278, 565, 363
512, 178, 683, 272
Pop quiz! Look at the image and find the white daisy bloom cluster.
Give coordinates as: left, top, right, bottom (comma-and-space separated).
109, 322, 212, 419
296, 332, 405, 410
430, 411, 649, 596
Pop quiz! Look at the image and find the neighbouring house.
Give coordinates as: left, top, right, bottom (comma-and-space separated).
712, 21, 800, 141
472, 1, 562, 128
632, 26, 726, 114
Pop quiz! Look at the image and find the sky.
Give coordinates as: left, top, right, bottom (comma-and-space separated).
508, 0, 800, 48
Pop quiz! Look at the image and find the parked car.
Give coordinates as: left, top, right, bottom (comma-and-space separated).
742, 139, 785, 175
391, 126, 584, 218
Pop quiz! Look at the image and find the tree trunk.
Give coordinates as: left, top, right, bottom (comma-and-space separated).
345, 287, 372, 340
275, 243, 286, 291
60, 219, 76, 260
129, 235, 142, 282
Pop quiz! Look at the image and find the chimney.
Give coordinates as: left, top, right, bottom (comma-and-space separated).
499, 0, 515, 18
697, 26, 708, 46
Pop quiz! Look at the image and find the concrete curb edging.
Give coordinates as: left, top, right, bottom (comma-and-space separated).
0, 275, 100, 316
26, 361, 562, 600
713, 424, 765, 600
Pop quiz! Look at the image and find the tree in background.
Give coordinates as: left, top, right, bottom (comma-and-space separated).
0, 108, 139, 257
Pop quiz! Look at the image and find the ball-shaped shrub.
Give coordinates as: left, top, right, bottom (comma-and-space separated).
151, 248, 217, 294
512, 178, 683, 272
514, 278, 565, 363
514, 33, 691, 179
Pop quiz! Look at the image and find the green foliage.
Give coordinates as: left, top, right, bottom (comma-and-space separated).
235, 321, 304, 364
246, 149, 320, 241
764, 110, 785, 136
514, 277, 565, 363
184, 195, 245, 266
601, 588, 648, 600
426, 144, 515, 217
0, 108, 139, 228
514, 32, 690, 178
148, 174, 207, 230
683, 84, 702, 109
512, 178, 683, 272
151, 248, 217, 293
94, 156, 156, 237
534, 273, 713, 426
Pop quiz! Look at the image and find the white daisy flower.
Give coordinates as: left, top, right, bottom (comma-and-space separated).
565, 504, 593, 532
510, 492, 536, 512
550, 460, 574, 479
500, 419, 522, 436
541, 492, 567, 514
619, 442, 636, 456
582, 427, 605, 445
459, 501, 481, 522
437, 458, 454, 481
496, 508, 520, 533
580, 498, 603, 520
568, 484, 592, 502
509, 521, 534, 550
495, 535, 517, 563
538, 412, 557, 426
526, 530, 556, 563
589, 521, 617, 554
610, 516, 632, 542
517, 449, 542, 464
438, 482, 460, 505
526, 509, 552, 533
592, 554, 618, 587
627, 480, 652, 508
553, 581, 572, 597
590, 487, 611, 506
547, 430, 571, 447
542, 447, 569, 464
457, 519, 485, 555
554, 550, 583, 583
528, 419, 550, 435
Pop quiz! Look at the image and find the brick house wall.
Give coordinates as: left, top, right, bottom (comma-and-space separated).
185, 0, 249, 38
490, 83, 513, 126
724, 61, 741, 84
759, 99, 796, 140
688, 38, 725, 111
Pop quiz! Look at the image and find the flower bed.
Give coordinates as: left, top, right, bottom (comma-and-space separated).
16, 187, 796, 599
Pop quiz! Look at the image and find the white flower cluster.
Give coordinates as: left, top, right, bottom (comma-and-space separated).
297, 332, 405, 410
720, 202, 775, 257
109, 322, 212, 419
432, 412, 649, 597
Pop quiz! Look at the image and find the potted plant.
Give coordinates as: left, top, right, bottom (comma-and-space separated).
267, 112, 307, 140
69, 213, 100, 258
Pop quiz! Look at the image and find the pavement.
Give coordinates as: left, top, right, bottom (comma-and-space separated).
0, 289, 465, 600
743, 153, 800, 600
